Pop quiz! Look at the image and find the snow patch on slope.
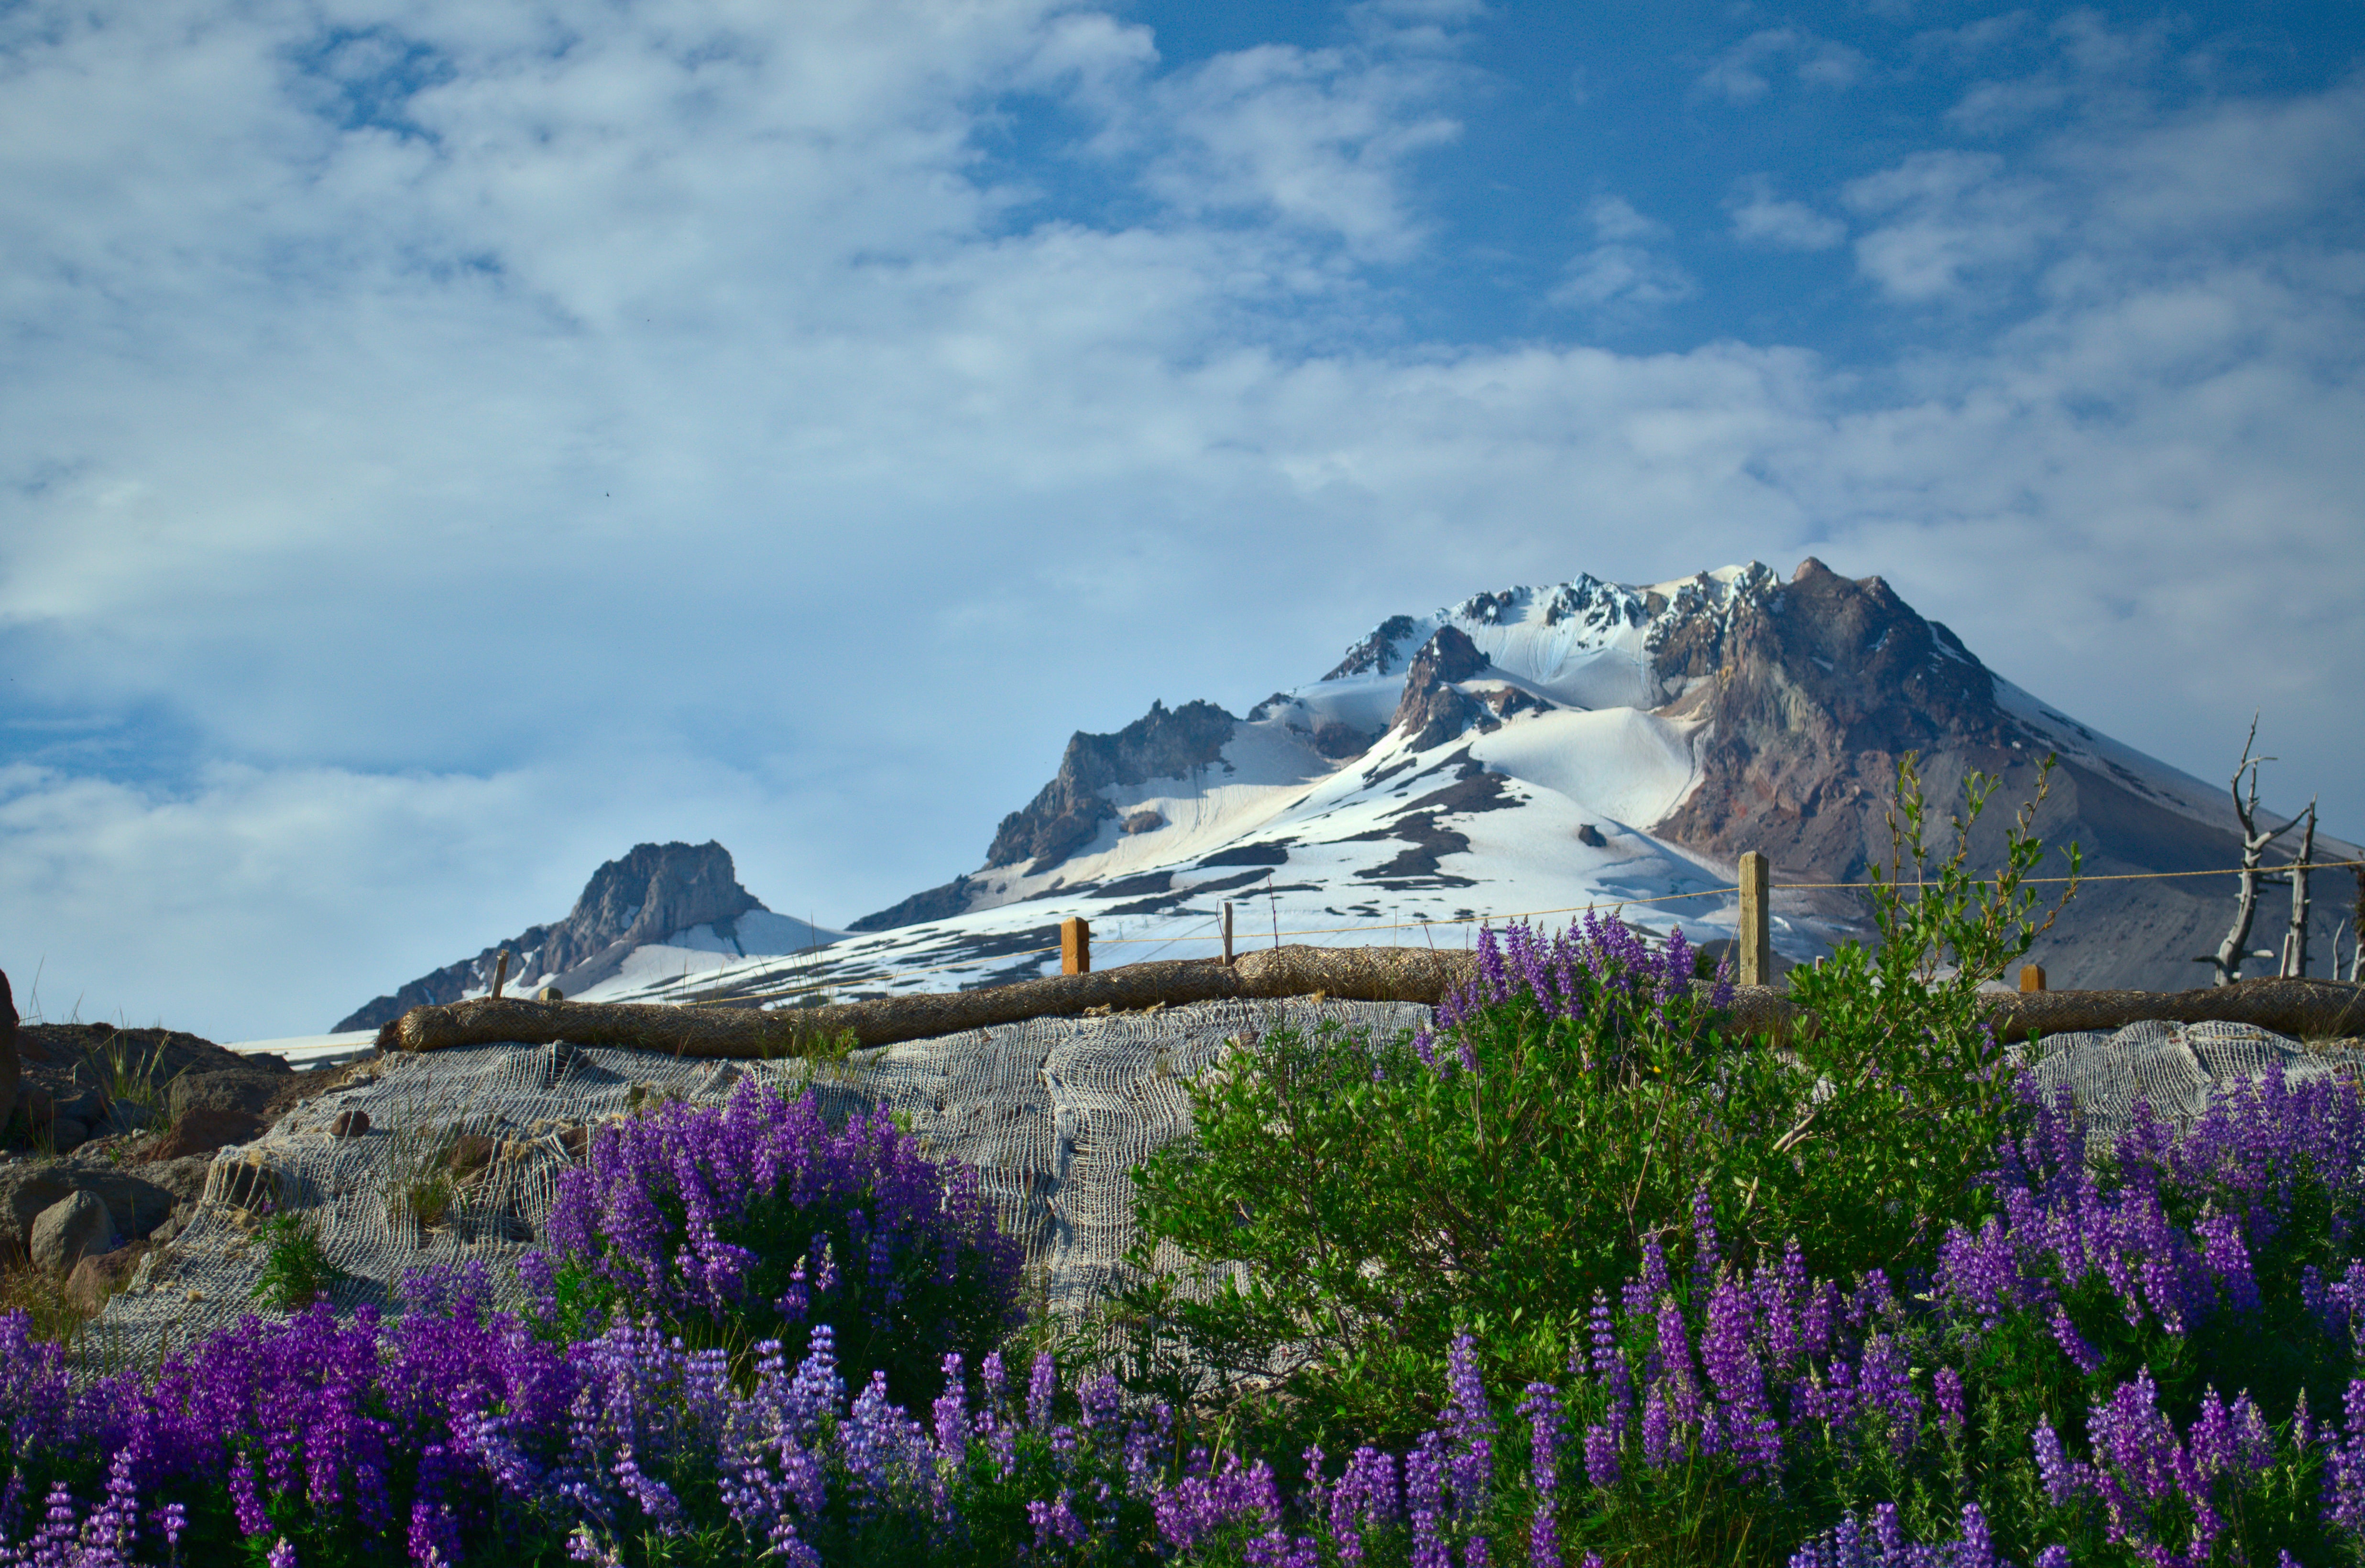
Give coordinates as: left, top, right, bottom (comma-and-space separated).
1468, 708, 1707, 828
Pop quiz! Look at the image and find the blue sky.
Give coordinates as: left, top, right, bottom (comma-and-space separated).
2, 0, 2360, 1038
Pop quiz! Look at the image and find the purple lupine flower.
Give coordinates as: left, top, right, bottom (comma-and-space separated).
1027, 1351, 1058, 1432
2046, 1304, 2103, 1377
932, 1353, 968, 1470
2078, 1365, 2258, 1565
1244, 1528, 1323, 1568
1477, 924, 1510, 1004
266, 1539, 298, 1568
525, 1078, 1022, 1404
1654, 1295, 1703, 1434
1640, 1388, 1674, 1471
1933, 1366, 1965, 1442
1443, 1333, 1496, 1541
842, 1371, 932, 1503
1690, 1186, 1720, 1300
1582, 1421, 1621, 1490
1029, 1489, 1087, 1550
2332, 1376, 2365, 1531
1156, 1452, 1282, 1554
1328, 1446, 1399, 1566
1585, 1290, 1629, 1417
1855, 1333, 1920, 1460
1519, 1383, 1564, 1568
1701, 1275, 1782, 1480
1406, 1431, 1449, 1568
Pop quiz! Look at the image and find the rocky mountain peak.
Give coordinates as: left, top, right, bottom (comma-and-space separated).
1653, 560, 2015, 880
334, 840, 764, 1031
547, 841, 763, 977
983, 698, 1239, 875
1324, 615, 1423, 680
1390, 626, 1496, 752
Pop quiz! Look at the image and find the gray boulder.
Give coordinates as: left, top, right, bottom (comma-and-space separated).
0, 1165, 175, 1253
30, 1190, 112, 1273
168, 1070, 284, 1121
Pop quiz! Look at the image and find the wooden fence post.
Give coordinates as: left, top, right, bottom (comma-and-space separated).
491, 950, 510, 1001
1738, 853, 1770, 987
1062, 917, 1091, 976
1222, 902, 1235, 966
2020, 964, 2047, 993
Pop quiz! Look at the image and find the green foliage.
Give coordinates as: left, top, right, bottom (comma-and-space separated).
252, 1212, 344, 1312
97, 1031, 187, 1128
1727, 752, 2082, 1277
1110, 756, 2080, 1459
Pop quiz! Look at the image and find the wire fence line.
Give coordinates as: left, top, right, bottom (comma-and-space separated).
644, 855, 2365, 1008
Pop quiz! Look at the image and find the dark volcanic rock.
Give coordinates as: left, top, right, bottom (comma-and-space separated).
1389, 627, 1494, 752
0, 973, 17, 1154
848, 875, 977, 934
1653, 558, 2021, 883
1325, 615, 1424, 680
1642, 557, 2306, 990
144, 1106, 268, 1162
1311, 720, 1378, 760
0, 1165, 176, 1256
339, 840, 766, 1029
983, 700, 1238, 876
1199, 841, 1292, 869
168, 1071, 284, 1120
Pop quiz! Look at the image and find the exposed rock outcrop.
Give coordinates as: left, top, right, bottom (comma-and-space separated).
846, 875, 978, 934
338, 841, 765, 1029
1653, 558, 2018, 881
1325, 615, 1424, 680
982, 700, 1237, 876
1645, 558, 2305, 990
1389, 627, 1494, 752
0, 973, 16, 1150
10, 1022, 283, 1156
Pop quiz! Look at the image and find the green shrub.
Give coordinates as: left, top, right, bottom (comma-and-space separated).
252, 1211, 344, 1312
1107, 755, 2079, 1457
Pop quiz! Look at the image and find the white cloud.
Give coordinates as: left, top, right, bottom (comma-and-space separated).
0, 0, 2359, 1034
1134, 43, 1467, 261
1546, 196, 1690, 311
1727, 175, 1846, 250
1585, 194, 1664, 242
1695, 28, 1866, 106
1844, 150, 2053, 301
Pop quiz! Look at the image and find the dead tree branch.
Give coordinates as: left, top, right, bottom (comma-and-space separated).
2197, 715, 2297, 987
2279, 798, 2317, 979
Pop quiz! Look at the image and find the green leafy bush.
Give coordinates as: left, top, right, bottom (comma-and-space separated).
1110, 755, 2079, 1456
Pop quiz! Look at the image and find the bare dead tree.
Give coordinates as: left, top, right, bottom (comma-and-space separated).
2280, 797, 2317, 978
2353, 867, 2365, 982
2196, 716, 2297, 987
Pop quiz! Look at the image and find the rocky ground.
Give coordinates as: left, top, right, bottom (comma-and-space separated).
0, 970, 356, 1322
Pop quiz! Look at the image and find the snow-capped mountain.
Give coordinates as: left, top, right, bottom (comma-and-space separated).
346, 560, 2359, 1024
335, 841, 839, 1030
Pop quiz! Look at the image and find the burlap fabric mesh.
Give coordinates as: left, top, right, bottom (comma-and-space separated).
92, 999, 1430, 1373
90, 967, 2365, 1375
2014, 1020, 2365, 1148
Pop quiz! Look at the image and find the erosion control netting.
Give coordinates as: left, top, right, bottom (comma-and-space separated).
89, 1003, 2365, 1372
90, 999, 1430, 1372
2016, 1017, 2365, 1146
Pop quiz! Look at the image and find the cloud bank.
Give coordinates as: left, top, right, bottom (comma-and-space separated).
1, 0, 2358, 1036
